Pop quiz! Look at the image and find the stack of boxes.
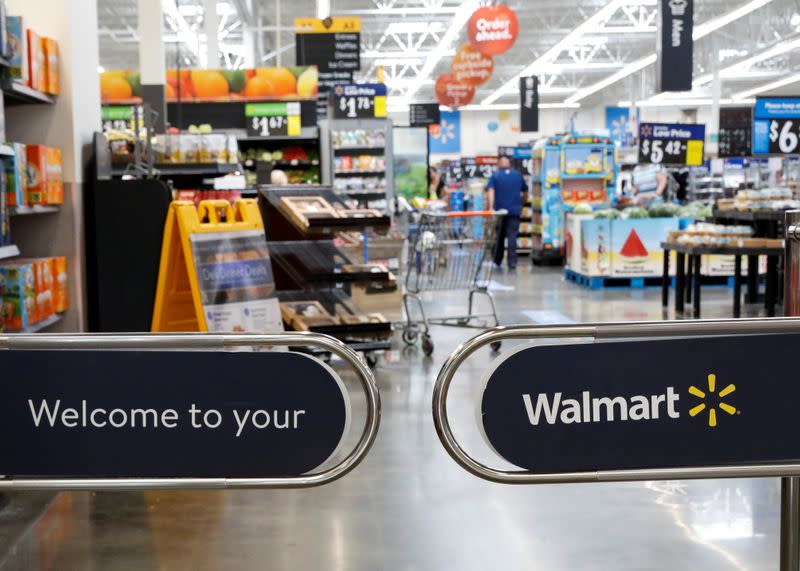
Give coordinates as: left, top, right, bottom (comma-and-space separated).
0, 256, 68, 332
3, 144, 63, 209
6, 16, 59, 95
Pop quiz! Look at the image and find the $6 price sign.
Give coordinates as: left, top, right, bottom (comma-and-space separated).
770, 120, 800, 154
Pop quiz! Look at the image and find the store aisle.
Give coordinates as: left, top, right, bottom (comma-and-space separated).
0, 266, 779, 570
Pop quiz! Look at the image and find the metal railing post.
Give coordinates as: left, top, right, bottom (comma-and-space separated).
781, 210, 800, 571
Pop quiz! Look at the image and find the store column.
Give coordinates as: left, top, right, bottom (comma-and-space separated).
204, 0, 220, 68
5, 0, 103, 331
138, 0, 167, 132
708, 44, 721, 156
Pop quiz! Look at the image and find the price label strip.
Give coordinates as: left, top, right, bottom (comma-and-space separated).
638, 122, 705, 166
101, 105, 138, 133
753, 97, 800, 155
245, 102, 302, 138
332, 84, 387, 120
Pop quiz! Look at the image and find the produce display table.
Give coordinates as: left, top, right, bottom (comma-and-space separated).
661, 241, 784, 318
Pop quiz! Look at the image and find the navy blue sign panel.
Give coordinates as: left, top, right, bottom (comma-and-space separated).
638, 122, 705, 166
481, 334, 800, 474
332, 84, 387, 119
0, 350, 349, 478
753, 97, 800, 155
658, 0, 693, 91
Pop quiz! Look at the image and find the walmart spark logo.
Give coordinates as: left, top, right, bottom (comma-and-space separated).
688, 374, 737, 428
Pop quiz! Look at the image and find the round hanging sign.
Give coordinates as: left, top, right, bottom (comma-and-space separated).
435, 74, 475, 108
451, 44, 494, 87
467, 5, 519, 56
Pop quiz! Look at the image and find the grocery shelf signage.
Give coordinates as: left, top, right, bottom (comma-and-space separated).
332, 84, 387, 119
638, 122, 705, 166
519, 76, 539, 133
476, 156, 498, 179
657, 0, 693, 92
0, 349, 350, 479
719, 106, 752, 158
295, 17, 361, 89
409, 103, 440, 127
752, 97, 800, 155
245, 102, 302, 137
479, 334, 800, 473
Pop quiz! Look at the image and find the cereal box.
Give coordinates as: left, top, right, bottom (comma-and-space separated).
51, 256, 68, 313
43, 37, 59, 95
25, 145, 47, 205
0, 263, 35, 331
27, 29, 45, 92
5, 143, 27, 207
45, 147, 63, 204
18, 258, 53, 323
6, 16, 28, 84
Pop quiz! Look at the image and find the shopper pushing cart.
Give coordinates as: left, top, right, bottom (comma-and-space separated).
401, 210, 505, 355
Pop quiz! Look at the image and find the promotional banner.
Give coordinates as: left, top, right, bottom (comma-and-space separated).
519, 76, 539, 133
428, 110, 461, 153
331, 84, 387, 119
451, 44, 494, 87
435, 74, 475, 108
100, 68, 319, 103
657, 0, 693, 92
295, 17, 361, 89
0, 349, 350, 478
467, 4, 519, 56
605, 106, 634, 146
409, 103, 440, 127
638, 122, 705, 166
753, 97, 800, 155
481, 334, 800, 473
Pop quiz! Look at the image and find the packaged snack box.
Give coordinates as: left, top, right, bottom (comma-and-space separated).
43, 37, 59, 95
17, 258, 53, 323
45, 147, 63, 204
26, 145, 47, 205
6, 17, 28, 84
5, 143, 27, 207
0, 263, 35, 331
27, 29, 45, 92
0, 171, 8, 245
51, 256, 68, 313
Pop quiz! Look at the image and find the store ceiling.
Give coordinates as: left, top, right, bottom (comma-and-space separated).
96, 0, 800, 108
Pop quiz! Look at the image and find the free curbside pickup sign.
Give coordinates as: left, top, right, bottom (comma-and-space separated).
0, 350, 350, 479
480, 334, 800, 474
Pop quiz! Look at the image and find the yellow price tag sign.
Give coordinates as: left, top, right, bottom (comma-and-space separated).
686, 139, 704, 166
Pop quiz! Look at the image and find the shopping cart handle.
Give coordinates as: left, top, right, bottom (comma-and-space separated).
446, 210, 507, 218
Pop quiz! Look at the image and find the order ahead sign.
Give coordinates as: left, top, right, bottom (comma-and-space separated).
0, 350, 349, 478
480, 335, 800, 473
638, 122, 704, 166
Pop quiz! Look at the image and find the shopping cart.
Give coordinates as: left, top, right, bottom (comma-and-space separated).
401, 210, 505, 355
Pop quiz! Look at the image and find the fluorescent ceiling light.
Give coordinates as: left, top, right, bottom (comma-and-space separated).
564, 0, 775, 104
401, 0, 480, 102
693, 36, 800, 87
482, 0, 656, 105
316, 0, 331, 20
733, 73, 800, 99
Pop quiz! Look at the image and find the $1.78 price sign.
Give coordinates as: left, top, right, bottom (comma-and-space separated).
332, 84, 387, 120
245, 102, 301, 138
638, 122, 705, 166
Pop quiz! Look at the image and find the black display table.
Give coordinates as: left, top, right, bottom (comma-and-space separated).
661, 242, 784, 318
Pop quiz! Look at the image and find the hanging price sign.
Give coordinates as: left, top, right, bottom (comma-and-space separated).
753, 97, 800, 155
638, 122, 705, 166
245, 102, 301, 138
475, 155, 498, 179
332, 84, 387, 119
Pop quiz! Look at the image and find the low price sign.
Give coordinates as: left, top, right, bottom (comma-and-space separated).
638, 122, 705, 166
245, 102, 302, 138
753, 97, 800, 155
332, 84, 387, 119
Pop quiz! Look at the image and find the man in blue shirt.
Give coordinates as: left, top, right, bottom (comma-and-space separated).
487, 156, 528, 269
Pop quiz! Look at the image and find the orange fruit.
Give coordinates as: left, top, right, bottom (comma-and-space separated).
255, 68, 296, 96
165, 83, 176, 99
243, 75, 275, 98
192, 71, 229, 99
100, 75, 133, 101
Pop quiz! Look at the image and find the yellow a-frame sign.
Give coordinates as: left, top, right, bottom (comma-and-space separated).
152, 199, 279, 333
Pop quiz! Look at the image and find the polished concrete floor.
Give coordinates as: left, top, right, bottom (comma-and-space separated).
0, 265, 784, 570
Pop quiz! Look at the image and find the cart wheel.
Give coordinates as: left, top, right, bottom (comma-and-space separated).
402, 330, 418, 345
365, 353, 378, 368
422, 335, 434, 356
490, 341, 502, 353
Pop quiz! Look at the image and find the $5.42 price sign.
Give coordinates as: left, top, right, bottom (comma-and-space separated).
245, 102, 301, 138
638, 122, 705, 167
332, 84, 387, 120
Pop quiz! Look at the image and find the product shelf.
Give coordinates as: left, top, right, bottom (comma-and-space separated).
238, 127, 320, 143
268, 240, 395, 286
333, 146, 385, 155
2, 81, 56, 106
9, 205, 60, 216
111, 162, 241, 177
277, 289, 393, 338
9, 313, 63, 333
0, 245, 20, 260
334, 170, 386, 177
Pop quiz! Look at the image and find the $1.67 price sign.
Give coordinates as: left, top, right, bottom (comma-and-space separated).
638, 122, 705, 166
245, 102, 301, 138
332, 84, 387, 120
